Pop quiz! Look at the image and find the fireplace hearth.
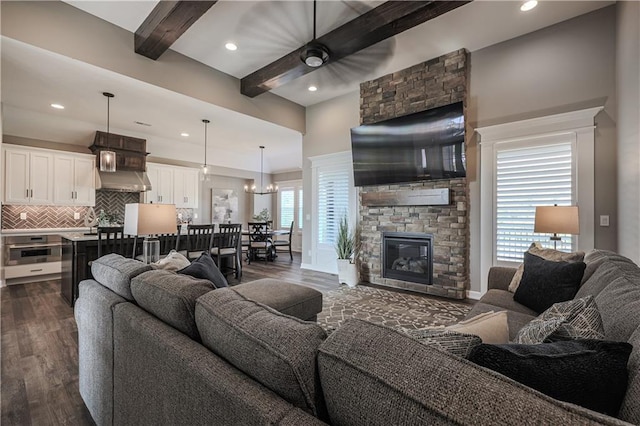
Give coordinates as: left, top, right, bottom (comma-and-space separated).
382, 232, 433, 285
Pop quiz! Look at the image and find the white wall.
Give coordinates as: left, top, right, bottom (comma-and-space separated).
302, 92, 360, 266
616, 1, 640, 263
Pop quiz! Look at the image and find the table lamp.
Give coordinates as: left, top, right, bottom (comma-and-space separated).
124, 203, 177, 264
534, 204, 580, 250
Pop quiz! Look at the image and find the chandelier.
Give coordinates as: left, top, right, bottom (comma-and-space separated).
244, 146, 278, 195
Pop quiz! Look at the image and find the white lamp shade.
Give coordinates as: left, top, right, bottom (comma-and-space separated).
534, 205, 580, 235
124, 203, 177, 236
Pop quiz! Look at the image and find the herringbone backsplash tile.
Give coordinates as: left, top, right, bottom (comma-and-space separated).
2, 191, 193, 230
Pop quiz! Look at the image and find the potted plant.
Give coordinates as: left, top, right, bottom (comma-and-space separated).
335, 216, 359, 288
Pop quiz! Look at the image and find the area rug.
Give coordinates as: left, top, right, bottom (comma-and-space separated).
317, 284, 472, 333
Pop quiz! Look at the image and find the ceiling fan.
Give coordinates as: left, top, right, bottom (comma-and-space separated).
240, 1, 472, 98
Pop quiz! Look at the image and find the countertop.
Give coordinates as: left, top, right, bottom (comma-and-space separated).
1, 228, 92, 236
60, 233, 100, 242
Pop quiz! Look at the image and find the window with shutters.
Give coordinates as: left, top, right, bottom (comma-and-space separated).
277, 180, 302, 231
495, 139, 575, 262
317, 167, 351, 244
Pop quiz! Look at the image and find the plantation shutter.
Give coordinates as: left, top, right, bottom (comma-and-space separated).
279, 187, 295, 228
495, 141, 574, 262
318, 166, 351, 245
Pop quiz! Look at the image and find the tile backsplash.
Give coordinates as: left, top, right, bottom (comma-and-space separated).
1, 190, 193, 230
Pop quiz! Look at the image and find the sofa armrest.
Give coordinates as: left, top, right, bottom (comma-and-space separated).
318, 319, 629, 426
488, 266, 518, 291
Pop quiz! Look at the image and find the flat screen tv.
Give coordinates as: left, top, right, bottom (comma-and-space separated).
350, 101, 465, 187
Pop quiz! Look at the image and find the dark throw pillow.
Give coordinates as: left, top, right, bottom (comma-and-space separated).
513, 252, 585, 313
178, 253, 228, 288
468, 339, 632, 416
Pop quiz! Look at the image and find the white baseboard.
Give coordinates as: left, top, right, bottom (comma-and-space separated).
466, 290, 483, 300
300, 263, 337, 275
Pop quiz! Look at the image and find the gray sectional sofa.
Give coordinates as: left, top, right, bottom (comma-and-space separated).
75, 250, 639, 425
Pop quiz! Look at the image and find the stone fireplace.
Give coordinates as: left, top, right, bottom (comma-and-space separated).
357, 49, 469, 300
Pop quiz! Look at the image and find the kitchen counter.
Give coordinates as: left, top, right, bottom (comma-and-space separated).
61, 233, 99, 242
1, 227, 92, 236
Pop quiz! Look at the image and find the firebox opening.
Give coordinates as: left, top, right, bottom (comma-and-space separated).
382, 232, 433, 285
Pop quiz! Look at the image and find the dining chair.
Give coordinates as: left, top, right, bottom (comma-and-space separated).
185, 224, 215, 261
97, 226, 135, 258
211, 223, 242, 278
247, 222, 274, 264
272, 221, 294, 261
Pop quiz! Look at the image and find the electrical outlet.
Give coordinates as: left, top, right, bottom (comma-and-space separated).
178, 213, 183, 220
74, 212, 81, 220
194, 213, 198, 219
20, 212, 27, 220
600, 215, 610, 227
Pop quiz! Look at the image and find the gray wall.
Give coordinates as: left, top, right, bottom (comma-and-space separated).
302, 92, 360, 266
467, 5, 618, 292
616, 1, 640, 263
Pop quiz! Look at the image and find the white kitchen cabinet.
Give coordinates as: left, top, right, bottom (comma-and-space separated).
3, 146, 54, 204
146, 163, 198, 208
174, 168, 199, 208
53, 153, 96, 206
146, 163, 174, 204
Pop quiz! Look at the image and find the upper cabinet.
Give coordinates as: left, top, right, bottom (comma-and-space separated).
146, 163, 199, 209
90, 131, 148, 172
4, 146, 54, 204
53, 154, 96, 206
3, 145, 95, 206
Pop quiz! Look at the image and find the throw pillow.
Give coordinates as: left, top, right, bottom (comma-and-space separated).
508, 242, 585, 293
515, 295, 605, 344
513, 252, 585, 313
178, 253, 228, 288
153, 250, 191, 271
403, 328, 482, 358
468, 339, 633, 416
446, 311, 509, 344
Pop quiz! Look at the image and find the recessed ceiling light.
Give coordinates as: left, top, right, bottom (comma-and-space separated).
181, 132, 189, 137
308, 85, 318, 92
520, 1, 537, 12
51, 103, 65, 109
225, 42, 238, 51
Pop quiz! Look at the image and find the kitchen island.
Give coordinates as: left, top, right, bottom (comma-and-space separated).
61, 233, 100, 306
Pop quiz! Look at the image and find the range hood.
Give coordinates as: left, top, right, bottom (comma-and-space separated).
96, 170, 152, 192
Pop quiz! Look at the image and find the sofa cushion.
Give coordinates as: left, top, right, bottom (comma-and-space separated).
447, 311, 509, 344
576, 250, 640, 299
595, 274, 640, 342
468, 340, 632, 417
467, 302, 536, 341
131, 270, 214, 341
619, 325, 640, 424
403, 328, 482, 358
513, 253, 585, 313
91, 254, 152, 301
515, 296, 605, 344
232, 278, 323, 321
152, 250, 191, 271
508, 242, 585, 293
195, 289, 327, 419
178, 253, 228, 288
475, 289, 538, 316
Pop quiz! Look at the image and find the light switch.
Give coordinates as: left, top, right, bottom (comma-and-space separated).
20, 212, 27, 220
74, 212, 81, 220
306, 214, 311, 221
600, 215, 610, 227
194, 213, 198, 219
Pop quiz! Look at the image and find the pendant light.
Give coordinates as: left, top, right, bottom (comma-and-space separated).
244, 146, 278, 195
100, 92, 116, 172
201, 119, 212, 182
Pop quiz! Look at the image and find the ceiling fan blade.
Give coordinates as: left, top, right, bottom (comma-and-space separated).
241, 1, 471, 98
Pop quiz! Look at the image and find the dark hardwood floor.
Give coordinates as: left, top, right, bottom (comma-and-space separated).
0, 252, 341, 425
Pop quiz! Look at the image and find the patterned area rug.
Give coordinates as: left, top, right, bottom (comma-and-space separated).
317, 285, 472, 333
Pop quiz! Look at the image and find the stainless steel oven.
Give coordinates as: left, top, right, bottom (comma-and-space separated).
4, 235, 62, 266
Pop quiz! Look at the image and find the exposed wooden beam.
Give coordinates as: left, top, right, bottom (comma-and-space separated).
241, 1, 471, 98
135, 1, 217, 60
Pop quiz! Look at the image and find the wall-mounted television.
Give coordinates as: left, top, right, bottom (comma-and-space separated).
350, 101, 465, 187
